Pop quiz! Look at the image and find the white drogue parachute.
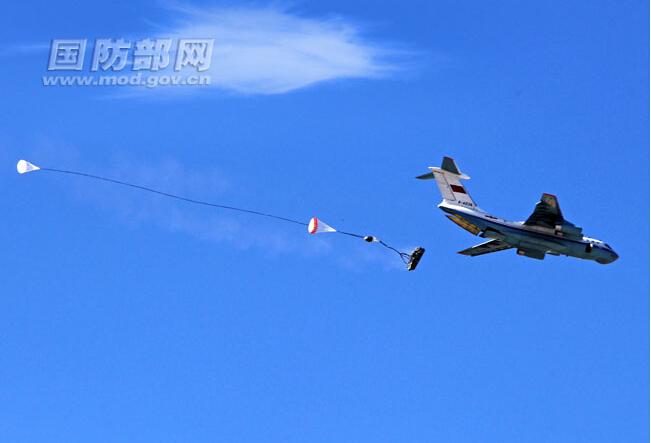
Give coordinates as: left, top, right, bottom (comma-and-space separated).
307, 217, 336, 234
17, 160, 40, 174
15, 158, 426, 270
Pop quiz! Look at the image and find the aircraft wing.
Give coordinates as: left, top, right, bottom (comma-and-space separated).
524, 193, 564, 228
457, 239, 513, 256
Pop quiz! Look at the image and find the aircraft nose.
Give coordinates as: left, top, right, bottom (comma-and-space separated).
596, 249, 619, 264
598, 251, 619, 264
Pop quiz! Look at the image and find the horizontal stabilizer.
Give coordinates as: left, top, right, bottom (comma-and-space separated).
415, 172, 435, 180
458, 239, 512, 257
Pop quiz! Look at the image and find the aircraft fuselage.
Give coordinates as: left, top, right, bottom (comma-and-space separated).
438, 201, 619, 264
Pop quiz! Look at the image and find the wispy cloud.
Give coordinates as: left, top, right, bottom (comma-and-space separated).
153, 3, 411, 94
8, 4, 414, 96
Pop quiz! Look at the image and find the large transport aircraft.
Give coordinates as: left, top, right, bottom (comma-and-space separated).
417, 157, 619, 264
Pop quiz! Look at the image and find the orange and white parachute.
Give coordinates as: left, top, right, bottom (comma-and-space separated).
307, 217, 336, 234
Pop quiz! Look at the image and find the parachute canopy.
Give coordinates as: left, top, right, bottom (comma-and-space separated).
17, 160, 40, 174
308, 217, 336, 234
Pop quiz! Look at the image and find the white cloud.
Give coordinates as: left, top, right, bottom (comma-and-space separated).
157, 4, 407, 94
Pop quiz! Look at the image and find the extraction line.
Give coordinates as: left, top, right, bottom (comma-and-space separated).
28, 165, 420, 266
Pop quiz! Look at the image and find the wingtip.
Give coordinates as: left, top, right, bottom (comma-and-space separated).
415, 172, 435, 180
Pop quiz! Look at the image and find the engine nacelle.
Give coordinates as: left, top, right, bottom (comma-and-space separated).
555, 221, 583, 239
517, 248, 546, 260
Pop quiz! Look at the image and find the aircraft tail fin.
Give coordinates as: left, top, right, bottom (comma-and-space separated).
416, 156, 478, 209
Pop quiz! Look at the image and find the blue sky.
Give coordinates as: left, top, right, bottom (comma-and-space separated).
1, 1, 648, 442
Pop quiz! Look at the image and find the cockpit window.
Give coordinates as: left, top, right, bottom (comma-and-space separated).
604, 244, 612, 250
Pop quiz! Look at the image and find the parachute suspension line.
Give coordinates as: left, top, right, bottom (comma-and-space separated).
38, 167, 309, 227
335, 230, 411, 263
335, 230, 365, 239
378, 240, 413, 264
